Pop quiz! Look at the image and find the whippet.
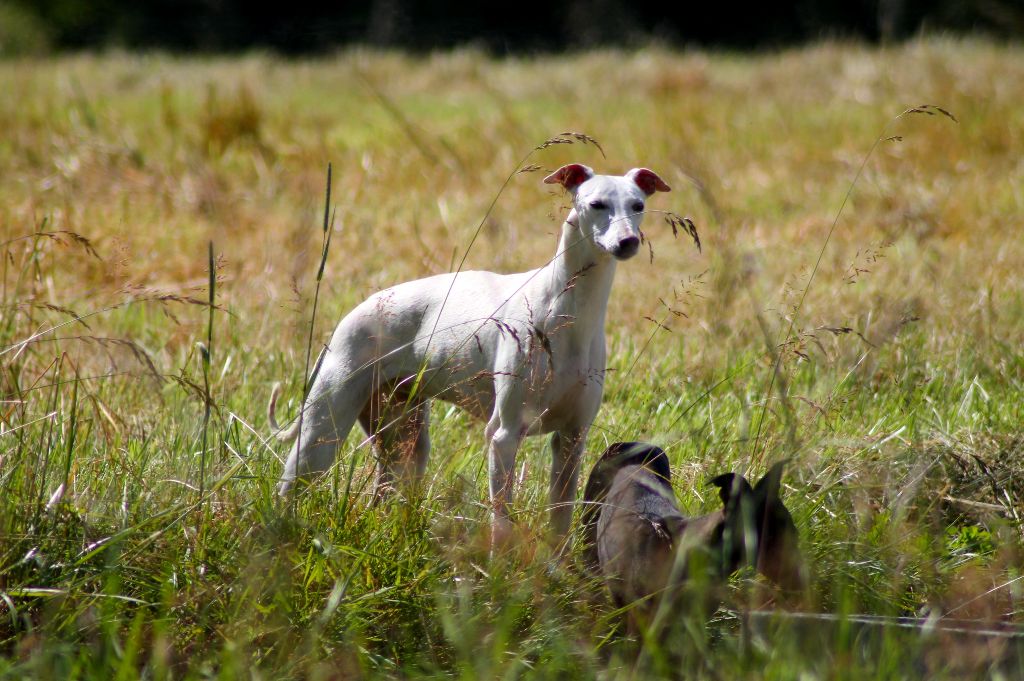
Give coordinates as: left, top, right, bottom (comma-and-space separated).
269, 164, 671, 546
581, 442, 804, 627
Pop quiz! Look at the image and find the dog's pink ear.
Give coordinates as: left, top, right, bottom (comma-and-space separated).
544, 163, 594, 191
626, 168, 671, 195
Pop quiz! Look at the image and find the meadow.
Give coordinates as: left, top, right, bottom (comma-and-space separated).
1, 40, 1024, 678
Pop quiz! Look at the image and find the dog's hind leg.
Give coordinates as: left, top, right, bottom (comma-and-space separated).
359, 391, 431, 499
409, 401, 431, 479
277, 357, 372, 495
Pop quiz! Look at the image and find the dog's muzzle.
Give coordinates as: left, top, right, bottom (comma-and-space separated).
610, 236, 640, 260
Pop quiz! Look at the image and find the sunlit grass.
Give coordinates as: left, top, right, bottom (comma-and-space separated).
2, 39, 1024, 678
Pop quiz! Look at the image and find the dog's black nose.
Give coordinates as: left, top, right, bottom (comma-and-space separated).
612, 236, 640, 259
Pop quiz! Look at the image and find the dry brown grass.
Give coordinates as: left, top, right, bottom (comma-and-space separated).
3, 43, 1021, 371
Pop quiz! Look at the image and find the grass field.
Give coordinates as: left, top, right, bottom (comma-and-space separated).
2, 39, 1024, 678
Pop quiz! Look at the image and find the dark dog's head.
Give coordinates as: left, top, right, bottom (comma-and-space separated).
709, 461, 805, 591
580, 442, 671, 571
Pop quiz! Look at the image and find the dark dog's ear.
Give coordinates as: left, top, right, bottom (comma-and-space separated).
751, 460, 805, 591
625, 168, 671, 195
753, 459, 789, 502
710, 472, 753, 508
709, 461, 804, 590
544, 163, 594, 192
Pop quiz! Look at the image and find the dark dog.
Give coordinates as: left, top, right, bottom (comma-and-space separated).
580, 442, 804, 627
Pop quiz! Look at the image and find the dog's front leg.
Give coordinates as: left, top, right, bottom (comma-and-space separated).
485, 394, 525, 551
486, 422, 522, 550
549, 428, 586, 549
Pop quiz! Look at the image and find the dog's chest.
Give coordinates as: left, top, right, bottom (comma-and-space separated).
525, 349, 603, 431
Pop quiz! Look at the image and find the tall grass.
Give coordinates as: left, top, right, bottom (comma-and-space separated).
2, 40, 1024, 678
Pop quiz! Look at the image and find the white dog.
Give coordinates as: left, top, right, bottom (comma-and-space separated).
270, 163, 670, 546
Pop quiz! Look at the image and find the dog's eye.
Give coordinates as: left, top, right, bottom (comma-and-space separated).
632, 202, 645, 213
589, 200, 608, 210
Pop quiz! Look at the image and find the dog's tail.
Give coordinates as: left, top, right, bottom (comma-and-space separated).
268, 347, 329, 444
580, 442, 671, 571
268, 383, 301, 443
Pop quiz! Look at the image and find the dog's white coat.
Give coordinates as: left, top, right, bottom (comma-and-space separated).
272, 164, 669, 545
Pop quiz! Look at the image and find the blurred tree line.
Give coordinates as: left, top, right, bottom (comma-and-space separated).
1, 0, 1023, 55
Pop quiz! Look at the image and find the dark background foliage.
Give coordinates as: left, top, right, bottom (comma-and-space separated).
6, 0, 1024, 54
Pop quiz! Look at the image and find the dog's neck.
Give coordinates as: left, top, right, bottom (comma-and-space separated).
537, 212, 618, 346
